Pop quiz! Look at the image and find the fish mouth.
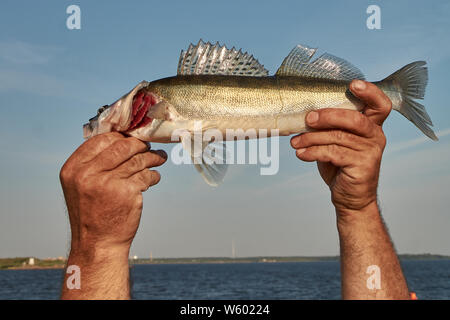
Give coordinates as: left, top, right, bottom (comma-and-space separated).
127, 90, 159, 131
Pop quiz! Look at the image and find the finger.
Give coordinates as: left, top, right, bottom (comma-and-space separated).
130, 169, 161, 191
349, 80, 392, 126
291, 130, 369, 151
295, 144, 359, 168
305, 109, 376, 138
69, 132, 125, 164
117, 149, 168, 178
89, 137, 150, 172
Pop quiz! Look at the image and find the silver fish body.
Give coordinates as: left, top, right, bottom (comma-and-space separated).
122, 75, 362, 143
83, 41, 436, 185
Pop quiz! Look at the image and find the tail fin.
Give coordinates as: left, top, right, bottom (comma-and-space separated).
379, 61, 437, 141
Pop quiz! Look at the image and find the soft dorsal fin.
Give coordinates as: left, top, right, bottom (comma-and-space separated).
276, 44, 365, 81
177, 40, 269, 76
275, 45, 317, 76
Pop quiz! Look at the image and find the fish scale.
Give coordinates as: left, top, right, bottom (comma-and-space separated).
83, 40, 437, 186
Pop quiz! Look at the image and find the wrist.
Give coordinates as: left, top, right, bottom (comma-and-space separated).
63, 238, 131, 300
336, 200, 381, 232
68, 238, 130, 266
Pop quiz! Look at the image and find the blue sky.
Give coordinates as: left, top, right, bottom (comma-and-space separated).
1, 0, 450, 258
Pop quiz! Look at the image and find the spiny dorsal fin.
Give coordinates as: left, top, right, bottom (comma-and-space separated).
178, 40, 269, 77
276, 44, 365, 81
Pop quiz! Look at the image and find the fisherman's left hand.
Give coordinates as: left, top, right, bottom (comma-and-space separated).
290, 80, 392, 215
60, 132, 167, 256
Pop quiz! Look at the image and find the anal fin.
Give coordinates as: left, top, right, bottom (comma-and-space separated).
181, 135, 228, 187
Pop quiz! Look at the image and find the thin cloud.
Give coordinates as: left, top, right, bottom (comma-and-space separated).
0, 41, 63, 65
0, 69, 65, 97
386, 127, 450, 154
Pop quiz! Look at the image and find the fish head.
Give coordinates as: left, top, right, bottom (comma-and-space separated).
83, 81, 167, 140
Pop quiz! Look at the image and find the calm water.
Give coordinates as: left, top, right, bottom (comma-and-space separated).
0, 260, 449, 299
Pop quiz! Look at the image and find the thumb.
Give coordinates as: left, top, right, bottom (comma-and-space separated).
349, 80, 392, 126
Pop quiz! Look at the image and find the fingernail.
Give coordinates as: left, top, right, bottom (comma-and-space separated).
296, 148, 306, 155
291, 136, 301, 148
151, 149, 168, 159
352, 80, 366, 91
306, 111, 319, 124
158, 150, 168, 159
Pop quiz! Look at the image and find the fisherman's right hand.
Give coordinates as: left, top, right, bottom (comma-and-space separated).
290, 80, 391, 217
59, 132, 167, 257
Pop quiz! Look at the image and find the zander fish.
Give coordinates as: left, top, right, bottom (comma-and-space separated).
83, 40, 437, 185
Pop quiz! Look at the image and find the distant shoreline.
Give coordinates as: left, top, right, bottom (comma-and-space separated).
1, 254, 449, 270
7, 265, 64, 270
129, 254, 450, 266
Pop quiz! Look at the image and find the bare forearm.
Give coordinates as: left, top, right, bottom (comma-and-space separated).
61, 245, 131, 300
337, 201, 409, 299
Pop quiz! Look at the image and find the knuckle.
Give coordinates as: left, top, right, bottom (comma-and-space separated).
98, 174, 110, 186
136, 194, 144, 207
129, 137, 147, 151
327, 144, 338, 154
136, 170, 148, 185
321, 109, 334, 123
317, 145, 329, 162
353, 112, 366, 128
372, 126, 386, 150
95, 133, 113, 145
112, 140, 130, 156
334, 130, 345, 142
101, 132, 124, 144
135, 169, 161, 190
130, 154, 144, 169
359, 151, 372, 165
122, 182, 135, 196
89, 132, 119, 149
73, 168, 90, 187
59, 162, 73, 183
373, 146, 384, 161
378, 132, 387, 150
329, 144, 344, 162
336, 154, 345, 165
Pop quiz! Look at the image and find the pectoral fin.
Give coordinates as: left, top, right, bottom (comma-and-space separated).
146, 100, 171, 120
